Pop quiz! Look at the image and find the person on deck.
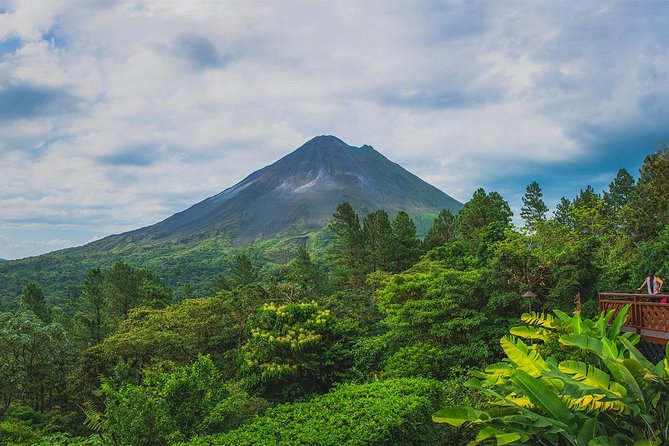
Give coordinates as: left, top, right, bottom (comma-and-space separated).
638, 271, 664, 299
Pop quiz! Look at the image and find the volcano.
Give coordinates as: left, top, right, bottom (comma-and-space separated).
100, 135, 461, 246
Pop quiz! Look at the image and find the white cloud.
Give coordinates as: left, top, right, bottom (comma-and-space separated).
0, 0, 667, 258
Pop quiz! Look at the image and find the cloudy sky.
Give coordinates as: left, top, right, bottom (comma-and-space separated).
0, 0, 667, 260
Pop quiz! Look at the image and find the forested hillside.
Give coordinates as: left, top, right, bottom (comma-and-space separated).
0, 136, 461, 305
0, 147, 667, 445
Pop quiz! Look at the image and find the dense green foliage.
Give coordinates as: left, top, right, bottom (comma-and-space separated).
434, 306, 669, 445
0, 146, 668, 445
180, 378, 454, 446
94, 356, 266, 446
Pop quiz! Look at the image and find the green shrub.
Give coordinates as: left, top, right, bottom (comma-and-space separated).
0, 419, 40, 446
32, 433, 109, 445
95, 356, 266, 446
179, 378, 450, 446
384, 342, 446, 379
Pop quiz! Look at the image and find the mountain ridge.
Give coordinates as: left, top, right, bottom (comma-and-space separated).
90, 135, 461, 248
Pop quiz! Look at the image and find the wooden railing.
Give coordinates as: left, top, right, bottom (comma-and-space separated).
599, 292, 669, 344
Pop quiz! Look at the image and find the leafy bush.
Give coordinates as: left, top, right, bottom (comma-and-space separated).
94, 356, 266, 446
180, 378, 450, 446
0, 419, 39, 446
434, 306, 669, 445
384, 342, 447, 379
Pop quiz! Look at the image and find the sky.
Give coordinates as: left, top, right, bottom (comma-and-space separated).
0, 0, 668, 260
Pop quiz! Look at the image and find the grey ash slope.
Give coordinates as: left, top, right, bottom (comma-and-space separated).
94, 135, 462, 247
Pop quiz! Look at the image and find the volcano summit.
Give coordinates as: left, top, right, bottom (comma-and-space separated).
105, 135, 462, 246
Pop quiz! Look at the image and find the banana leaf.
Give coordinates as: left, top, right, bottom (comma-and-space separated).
607, 304, 631, 340
510, 369, 576, 430
432, 406, 485, 426
575, 417, 597, 445
501, 336, 548, 378
510, 325, 550, 341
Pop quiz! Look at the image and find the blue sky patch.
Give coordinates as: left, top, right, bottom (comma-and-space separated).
0, 36, 21, 56
42, 29, 67, 48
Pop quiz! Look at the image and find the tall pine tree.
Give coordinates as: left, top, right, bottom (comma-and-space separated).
362, 209, 392, 271
623, 147, 669, 241
329, 202, 368, 289
386, 211, 421, 273
520, 181, 548, 232
286, 246, 324, 297
456, 188, 512, 252
423, 209, 457, 250
74, 267, 108, 345
19, 282, 52, 324
231, 253, 258, 288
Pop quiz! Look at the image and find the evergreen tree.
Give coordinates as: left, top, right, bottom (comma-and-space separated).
286, 246, 324, 297
570, 185, 605, 238
106, 261, 145, 319
624, 146, 669, 241
456, 188, 512, 252
19, 282, 52, 324
74, 267, 108, 345
231, 253, 257, 288
520, 181, 548, 232
362, 210, 392, 271
210, 274, 232, 294
328, 202, 368, 289
603, 168, 635, 217
386, 211, 421, 273
423, 209, 456, 250
553, 197, 573, 228
105, 261, 171, 318
179, 283, 195, 300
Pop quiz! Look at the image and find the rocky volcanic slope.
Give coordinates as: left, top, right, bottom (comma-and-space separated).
94, 135, 461, 247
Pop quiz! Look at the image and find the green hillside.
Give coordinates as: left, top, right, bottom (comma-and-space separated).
0, 136, 456, 306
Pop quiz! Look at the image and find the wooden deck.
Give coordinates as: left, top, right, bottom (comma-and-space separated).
599, 292, 669, 345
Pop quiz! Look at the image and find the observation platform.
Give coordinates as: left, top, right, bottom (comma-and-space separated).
599, 292, 669, 361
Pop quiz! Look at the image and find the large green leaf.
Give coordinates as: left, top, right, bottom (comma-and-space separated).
558, 360, 621, 395
589, 435, 620, 445
560, 334, 604, 356
618, 336, 654, 370
510, 370, 576, 430
553, 309, 572, 323
432, 406, 485, 426
575, 417, 596, 445
601, 337, 620, 359
473, 426, 524, 446
571, 312, 583, 334
607, 305, 631, 340
480, 361, 514, 383
501, 336, 548, 378
510, 325, 550, 342
594, 316, 607, 338
603, 358, 645, 411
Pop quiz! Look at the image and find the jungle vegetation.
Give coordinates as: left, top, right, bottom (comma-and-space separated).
0, 147, 668, 445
